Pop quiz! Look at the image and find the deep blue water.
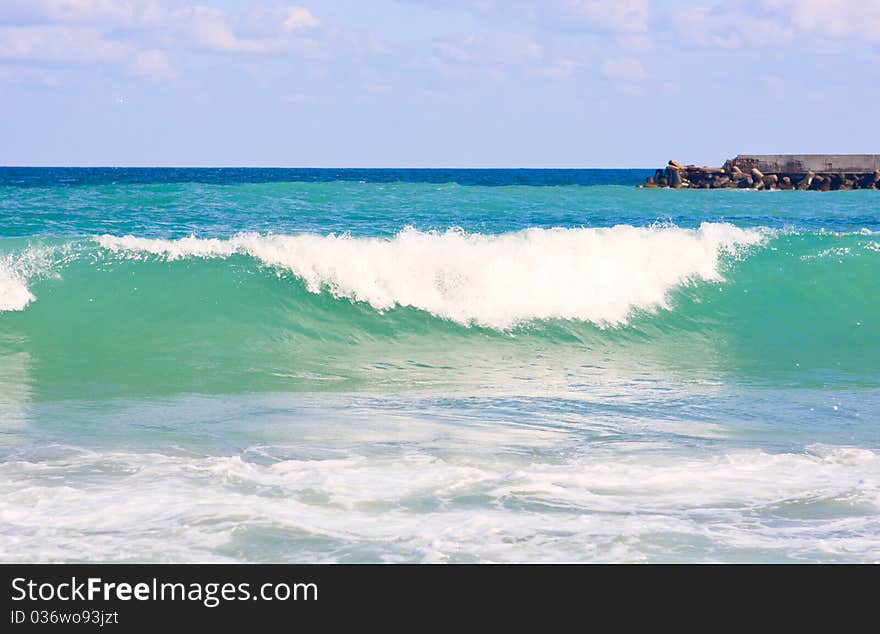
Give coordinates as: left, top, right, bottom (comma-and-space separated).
0, 167, 651, 187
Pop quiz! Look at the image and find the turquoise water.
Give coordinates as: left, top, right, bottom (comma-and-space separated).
1, 168, 879, 562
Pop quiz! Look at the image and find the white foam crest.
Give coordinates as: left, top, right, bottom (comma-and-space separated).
0, 244, 75, 312
98, 223, 765, 327
0, 256, 36, 312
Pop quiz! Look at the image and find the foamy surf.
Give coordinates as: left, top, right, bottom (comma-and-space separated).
0, 258, 35, 312
97, 223, 765, 328
1, 440, 877, 563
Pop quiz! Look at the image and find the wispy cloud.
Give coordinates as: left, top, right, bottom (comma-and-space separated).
129, 48, 176, 80
1, 1, 877, 92
0, 0, 138, 25
601, 56, 646, 82
564, 0, 650, 33
426, 32, 544, 79
765, 0, 880, 41
284, 6, 318, 32
669, 0, 880, 49
0, 25, 130, 62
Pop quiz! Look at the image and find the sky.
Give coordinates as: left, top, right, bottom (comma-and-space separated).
1, 0, 879, 167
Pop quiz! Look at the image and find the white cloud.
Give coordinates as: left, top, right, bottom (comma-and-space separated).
364, 82, 391, 96
617, 32, 654, 51
622, 83, 643, 96
763, 0, 880, 41
284, 6, 318, 31
564, 0, 649, 32
0, 0, 137, 25
670, 6, 794, 49
42, 0, 136, 22
670, 1, 880, 50
472, 33, 543, 63
4, 0, 871, 96
0, 2, 326, 57
428, 32, 544, 77
130, 48, 175, 80
192, 11, 271, 53
153, 5, 280, 53
0, 25, 129, 62
535, 58, 575, 80
601, 56, 646, 81
0, 63, 65, 86
764, 74, 785, 93
0, 1, 334, 88
141, 4, 325, 54
283, 93, 317, 104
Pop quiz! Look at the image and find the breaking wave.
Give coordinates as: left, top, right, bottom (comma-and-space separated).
95, 223, 764, 328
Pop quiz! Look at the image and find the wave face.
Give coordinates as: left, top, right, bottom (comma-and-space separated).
96, 223, 764, 328
2, 223, 879, 397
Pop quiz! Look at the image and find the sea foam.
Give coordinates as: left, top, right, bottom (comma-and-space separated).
97, 223, 765, 328
0, 258, 35, 312
1, 442, 877, 563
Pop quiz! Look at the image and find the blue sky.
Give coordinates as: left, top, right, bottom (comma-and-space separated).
1, 0, 878, 167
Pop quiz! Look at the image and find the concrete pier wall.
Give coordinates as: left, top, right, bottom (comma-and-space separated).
731, 155, 880, 174
640, 157, 880, 190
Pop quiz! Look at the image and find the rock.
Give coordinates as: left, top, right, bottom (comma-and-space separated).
796, 171, 815, 190
816, 176, 831, 191
644, 160, 879, 192
860, 172, 879, 188
691, 168, 721, 187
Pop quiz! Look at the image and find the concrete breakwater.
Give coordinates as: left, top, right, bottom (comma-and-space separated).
642, 154, 880, 190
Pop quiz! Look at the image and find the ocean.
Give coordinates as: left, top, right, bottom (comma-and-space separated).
1, 167, 878, 563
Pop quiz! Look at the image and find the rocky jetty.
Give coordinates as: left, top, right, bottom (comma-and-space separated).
641, 158, 880, 191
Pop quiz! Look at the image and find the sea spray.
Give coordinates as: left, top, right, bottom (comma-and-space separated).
0, 252, 39, 312
96, 223, 765, 328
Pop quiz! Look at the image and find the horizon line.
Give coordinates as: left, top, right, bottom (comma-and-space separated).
0, 164, 658, 170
